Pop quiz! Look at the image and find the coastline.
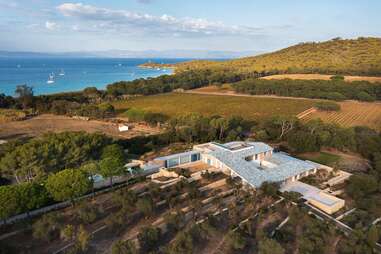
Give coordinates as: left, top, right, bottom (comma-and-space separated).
0, 58, 180, 96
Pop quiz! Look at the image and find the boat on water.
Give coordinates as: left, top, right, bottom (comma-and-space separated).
59, 69, 65, 76
47, 73, 55, 84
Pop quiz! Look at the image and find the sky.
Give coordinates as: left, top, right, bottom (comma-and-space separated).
0, 0, 380, 53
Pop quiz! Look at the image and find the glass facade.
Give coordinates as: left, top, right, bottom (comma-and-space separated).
191, 153, 200, 162
165, 153, 200, 168
180, 155, 190, 164
167, 158, 179, 168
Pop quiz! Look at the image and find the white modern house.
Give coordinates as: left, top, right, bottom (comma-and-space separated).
152, 141, 321, 188
146, 141, 345, 214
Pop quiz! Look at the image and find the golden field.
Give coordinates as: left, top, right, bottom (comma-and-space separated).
303, 101, 381, 130
112, 93, 316, 120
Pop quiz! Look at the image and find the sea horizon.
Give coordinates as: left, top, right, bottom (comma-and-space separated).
0, 57, 189, 96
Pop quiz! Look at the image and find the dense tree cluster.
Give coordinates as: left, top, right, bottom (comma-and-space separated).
1, 86, 114, 119
0, 167, 92, 220
233, 78, 381, 101
0, 93, 16, 108
0, 182, 50, 220
0, 132, 112, 182
165, 113, 251, 144
0, 132, 130, 221
106, 69, 244, 96
344, 127, 381, 218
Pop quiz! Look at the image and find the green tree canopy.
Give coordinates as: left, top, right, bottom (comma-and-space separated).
137, 226, 161, 252
258, 238, 285, 254
46, 169, 91, 203
99, 144, 126, 185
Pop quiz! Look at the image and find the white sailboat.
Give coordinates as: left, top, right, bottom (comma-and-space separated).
47, 73, 55, 84
59, 69, 65, 76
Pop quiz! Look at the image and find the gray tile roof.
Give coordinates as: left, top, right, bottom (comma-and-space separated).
208, 142, 319, 188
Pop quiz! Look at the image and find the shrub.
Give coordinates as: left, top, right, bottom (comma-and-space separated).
315, 101, 341, 111
123, 108, 146, 122
112, 240, 137, 254
136, 196, 154, 217
260, 182, 279, 197
227, 231, 247, 250
76, 225, 91, 252
167, 231, 194, 254
76, 202, 99, 224
330, 75, 345, 81
325, 92, 346, 101
137, 226, 161, 252
33, 213, 62, 242
258, 237, 285, 254
61, 224, 76, 241
357, 91, 375, 102
143, 112, 169, 126
105, 211, 126, 232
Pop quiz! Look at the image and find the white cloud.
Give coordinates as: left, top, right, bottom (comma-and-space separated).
56, 3, 263, 37
45, 21, 59, 30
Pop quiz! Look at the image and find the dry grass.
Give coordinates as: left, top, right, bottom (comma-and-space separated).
0, 109, 27, 123
112, 93, 316, 121
261, 74, 381, 83
184, 87, 381, 130
303, 101, 381, 130
0, 114, 161, 140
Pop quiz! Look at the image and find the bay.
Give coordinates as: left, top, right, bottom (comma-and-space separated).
0, 58, 186, 96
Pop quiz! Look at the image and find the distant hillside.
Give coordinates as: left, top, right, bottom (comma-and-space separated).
174, 37, 381, 76
0, 49, 261, 59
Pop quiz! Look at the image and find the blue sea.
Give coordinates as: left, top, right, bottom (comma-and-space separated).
0, 58, 187, 96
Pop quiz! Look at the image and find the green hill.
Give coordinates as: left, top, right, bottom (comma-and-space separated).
175, 37, 381, 76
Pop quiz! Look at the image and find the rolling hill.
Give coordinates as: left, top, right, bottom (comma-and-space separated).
173, 37, 381, 76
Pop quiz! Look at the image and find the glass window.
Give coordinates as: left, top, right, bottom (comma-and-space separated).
167, 158, 179, 167
180, 155, 190, 164
191, 153, 200, 162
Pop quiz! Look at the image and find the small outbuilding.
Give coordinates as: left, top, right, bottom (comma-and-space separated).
118, 124, 129, 132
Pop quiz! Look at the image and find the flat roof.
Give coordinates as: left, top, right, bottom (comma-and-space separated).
155, 150, 200, 161
207, 142, 317, 187
281, 181, 343, 207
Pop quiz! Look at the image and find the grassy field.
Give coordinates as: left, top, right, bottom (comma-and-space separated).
112, 93, 316, 120
303, 101, 381, 130
298, 152, 341, 166
261, 74, 381, 83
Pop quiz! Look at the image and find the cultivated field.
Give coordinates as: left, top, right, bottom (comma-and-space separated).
112, 93, 316, 120
0, 114, 161, 140
261, 74, 381, 83
303, 101, 381, 130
